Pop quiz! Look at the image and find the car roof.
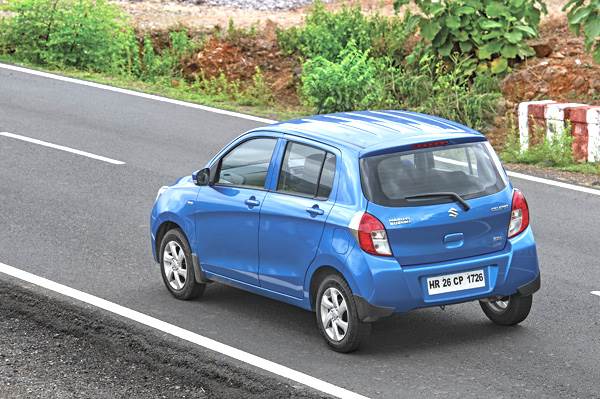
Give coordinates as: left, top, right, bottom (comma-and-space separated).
258, 110, 484, 156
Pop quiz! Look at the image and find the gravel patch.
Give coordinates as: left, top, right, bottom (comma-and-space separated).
182, 0, 328, 11
0, 280, 328, 399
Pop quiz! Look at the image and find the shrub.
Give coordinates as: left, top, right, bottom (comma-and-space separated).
139, 31, 199, 81
192, 68, 273, 107
395, 0, 547, 73
300, 42, 385, 113
502, 123, 575, 167
564, 0, 600, 63
278, 1, 418, 62
0, 0, 136, 72
242, 67, 273, 106
381, 54, 502, 132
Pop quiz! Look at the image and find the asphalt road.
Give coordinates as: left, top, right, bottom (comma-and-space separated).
1, 66, 599, 398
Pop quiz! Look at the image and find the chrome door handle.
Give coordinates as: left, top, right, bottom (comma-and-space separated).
306, 206, 324, 216
245, 197, 260, 207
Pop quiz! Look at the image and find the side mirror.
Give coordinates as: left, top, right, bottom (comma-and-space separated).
192, 167, 211, 186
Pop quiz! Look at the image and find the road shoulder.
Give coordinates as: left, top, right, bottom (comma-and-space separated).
0, 280, 326, 399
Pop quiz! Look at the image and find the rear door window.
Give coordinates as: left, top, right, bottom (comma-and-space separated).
361, 142, 506, 207
277, 142, 336, 199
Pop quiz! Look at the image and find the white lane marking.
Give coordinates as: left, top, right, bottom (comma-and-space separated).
3, 63, 600, 197
0, 63, 276, 124
0, 262, 369, 399
506, 171, 600, 197
0, 132, 125, 165
592, 291, 600, 297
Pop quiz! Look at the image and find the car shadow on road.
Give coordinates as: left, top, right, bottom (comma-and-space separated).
362, 307, 528, 355
191, 282, 529, 355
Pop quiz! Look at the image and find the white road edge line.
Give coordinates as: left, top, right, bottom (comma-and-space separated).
3, 62, 600, 197
0, 262, 369, 399
0, 63, 277, 124
0, 132, 125, 165
506, 171, 600, 197
591, 291, 600, 297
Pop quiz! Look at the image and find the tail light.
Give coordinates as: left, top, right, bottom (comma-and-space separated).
508, 189, 529, 238
353, 212, 392, 256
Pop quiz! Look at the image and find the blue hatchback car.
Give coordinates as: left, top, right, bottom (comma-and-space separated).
151, 110, 540, 352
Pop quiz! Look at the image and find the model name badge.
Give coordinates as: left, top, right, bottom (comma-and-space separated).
389, 217, 411, 226
490, 204, 509, 212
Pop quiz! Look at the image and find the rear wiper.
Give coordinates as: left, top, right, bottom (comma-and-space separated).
404, 192, 471, 211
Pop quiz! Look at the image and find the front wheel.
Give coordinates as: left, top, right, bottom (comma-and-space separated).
315, 274, 371, 353
479, 294, 533, 326
159, 229, 205, 300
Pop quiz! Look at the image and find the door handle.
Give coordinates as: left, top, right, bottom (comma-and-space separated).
245, 197, 260, 207
306, 205, 324, 216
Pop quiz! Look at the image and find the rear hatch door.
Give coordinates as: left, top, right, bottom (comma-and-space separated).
367, 189, 512, 265
360, 140, 512, 266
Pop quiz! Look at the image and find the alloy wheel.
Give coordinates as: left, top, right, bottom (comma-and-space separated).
163, 241, 187, 290
320, 287, 349, 342
487, 297, 510, 313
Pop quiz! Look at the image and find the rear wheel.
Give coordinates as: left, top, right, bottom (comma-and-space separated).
159, 229, 205, 300
315, 274, 371, 353
480, 294, 532, 325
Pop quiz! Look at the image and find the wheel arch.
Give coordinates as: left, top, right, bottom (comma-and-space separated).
308, 266, 341, 311
155, 220, 183, 261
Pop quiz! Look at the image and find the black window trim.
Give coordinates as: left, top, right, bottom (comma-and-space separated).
213, 136, 279, 191
275, 140, 337, 201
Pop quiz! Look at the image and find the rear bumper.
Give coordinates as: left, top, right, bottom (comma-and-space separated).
516, 273, 540, 297
349, 226, 540, 319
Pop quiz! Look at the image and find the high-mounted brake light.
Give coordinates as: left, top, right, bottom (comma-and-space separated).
412, 140, 449, 149
508, 189, 529, 238
352, 212, 392, 256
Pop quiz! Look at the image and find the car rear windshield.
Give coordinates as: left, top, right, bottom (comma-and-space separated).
360, 142, 507, 207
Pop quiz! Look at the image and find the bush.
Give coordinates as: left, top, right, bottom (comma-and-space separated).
193, 67, 273, 107
502, 124, 575, 167
139, 31, 199, 81
395, 0, 547, 73
278, 1, 418, 62
300, 42, 385, 113
0, 0, 136, 72
564, 0, 600, 63
381, 55, 502, 132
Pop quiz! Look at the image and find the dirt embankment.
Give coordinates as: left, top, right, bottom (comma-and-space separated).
502, 17, 600, 107
182, 22, 301, 106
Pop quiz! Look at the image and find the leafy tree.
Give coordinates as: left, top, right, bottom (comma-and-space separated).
564, 0, 600, 63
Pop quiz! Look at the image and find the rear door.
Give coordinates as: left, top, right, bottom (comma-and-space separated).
361, 141, 512, 266
258, 139, 337, 298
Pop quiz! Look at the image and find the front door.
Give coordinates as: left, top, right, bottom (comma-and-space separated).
259, 141, 337, 298
195, 137, 277, 285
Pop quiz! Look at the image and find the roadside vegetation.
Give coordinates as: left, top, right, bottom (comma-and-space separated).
502, 123, 600, 174
0, 0, 599, 174
0, 0, 293, 118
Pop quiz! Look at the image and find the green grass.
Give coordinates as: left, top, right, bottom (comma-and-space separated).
553, 162, 600, 175
499, 120, 600, 176
0, 56, 309, 122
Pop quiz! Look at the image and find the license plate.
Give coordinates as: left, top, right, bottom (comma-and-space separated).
426, 269, 485, 295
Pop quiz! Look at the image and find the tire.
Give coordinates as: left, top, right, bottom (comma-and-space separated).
315, 274, 371, 353
159, 228, 205, 300
479, 294, 533, 326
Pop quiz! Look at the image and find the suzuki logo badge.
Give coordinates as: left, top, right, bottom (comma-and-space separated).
448, 207, 459, 218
